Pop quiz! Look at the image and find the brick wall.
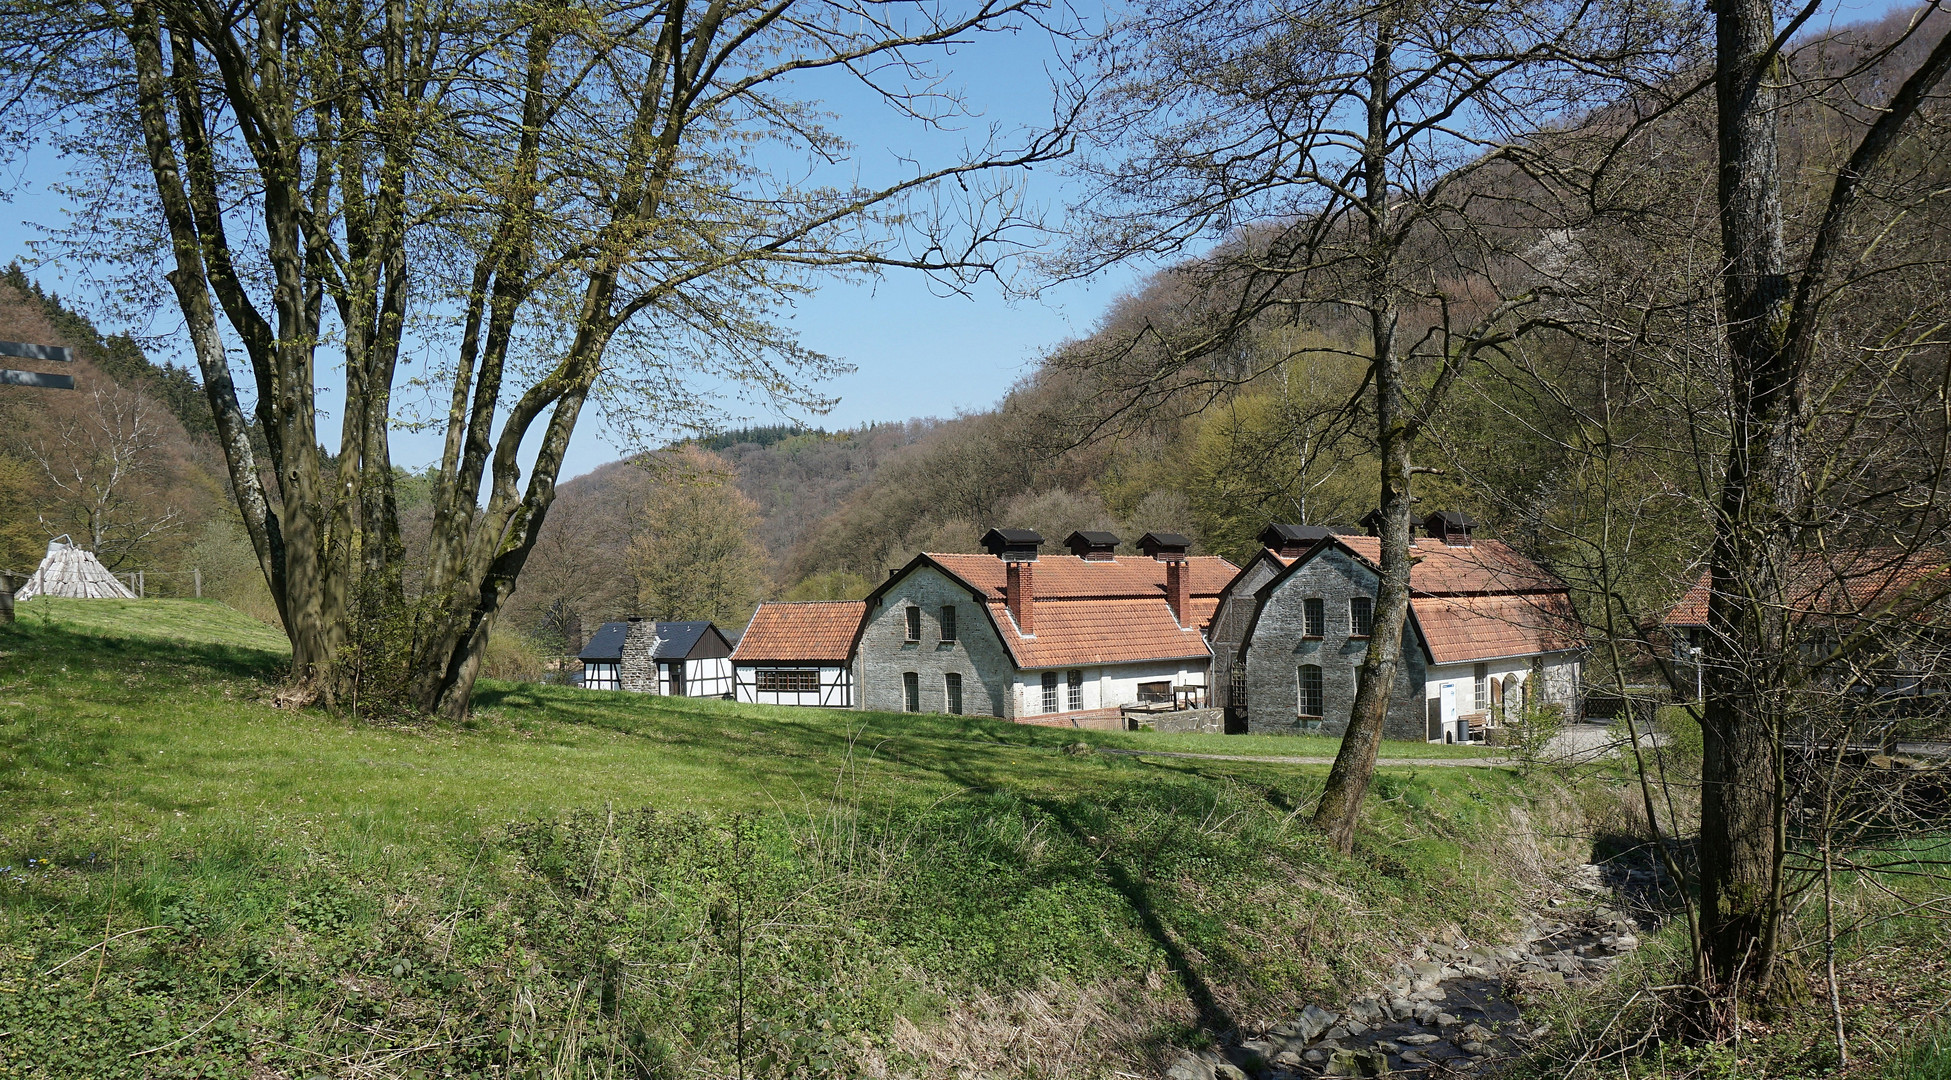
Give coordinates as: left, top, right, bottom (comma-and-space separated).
857, 566, 1014, 717
1242, 547, 1428, 739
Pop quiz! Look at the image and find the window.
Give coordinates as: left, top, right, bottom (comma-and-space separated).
905, 606, 922, 642
940, 605, 958, 642
756, 669, 818, 693
1067, 669, 1084, 711
946, 672, 963, 714
903, 671, 920, 712
584, 662, 620, 690
1041, 671, 1059, 713
1229, 659, 1247, 710
1138, 680, 1172, 704
1474, 663, 1489, 713
1304, 597, 1325, 638
1298, 665, 1323, 717
1349, 596, 1374, 637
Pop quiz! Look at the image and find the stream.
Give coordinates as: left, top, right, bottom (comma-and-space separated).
1167, 863, 1651, 1079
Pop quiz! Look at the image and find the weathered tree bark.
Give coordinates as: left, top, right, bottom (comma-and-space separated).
1313, 23, 1415, 853
1703, 0, 1951, 1004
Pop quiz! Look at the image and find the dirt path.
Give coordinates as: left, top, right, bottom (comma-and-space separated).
1100, 747, 1509, 768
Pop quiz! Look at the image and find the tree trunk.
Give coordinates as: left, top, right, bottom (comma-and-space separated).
1313, 16, 1413, 854
1702, 0, 1796, 1001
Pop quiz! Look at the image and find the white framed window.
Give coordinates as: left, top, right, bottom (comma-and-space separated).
1474, 663, 1489, 713
757, 669, 818, 693
1041, 671, 1059, 713
1066, 669, 1084, 711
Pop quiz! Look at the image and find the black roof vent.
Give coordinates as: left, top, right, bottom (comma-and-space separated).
1136, 531, 1191, 561
1064, 530, 1121, 560
1258, 523, 1332, 556
1360, 509, 1385, 537
1423, 511, 1477, 546
980, 527, 1044, 561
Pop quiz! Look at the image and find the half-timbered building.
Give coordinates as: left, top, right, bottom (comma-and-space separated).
732, 601, 865, 707
579, 618, 735, 697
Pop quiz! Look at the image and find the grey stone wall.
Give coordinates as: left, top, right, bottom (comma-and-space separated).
621, 620, 660, 693
856, 566, 1014, 717
1207, 553, 1283, 713
1242, 547, 1428, 740
1138, 708, 1224, 734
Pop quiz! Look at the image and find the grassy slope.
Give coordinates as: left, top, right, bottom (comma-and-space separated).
0, 599, 1568, 1079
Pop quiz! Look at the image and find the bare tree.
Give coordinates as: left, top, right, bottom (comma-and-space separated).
31, 383, 183, 567
1049, 0, 1685, 851
0, 0, 1070, 717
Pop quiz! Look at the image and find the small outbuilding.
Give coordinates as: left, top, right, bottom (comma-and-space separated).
14, 537, 137, 601
578, 618, 735, 697
732, 601, 865, 707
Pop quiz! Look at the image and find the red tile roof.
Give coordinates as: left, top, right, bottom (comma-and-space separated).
1335, 537, 1565, 595
925, 552, 1235, 669
926, 552, 1237, 599
1413, 592, 1583, 665
733, 601, 866, 663
1662, 548, 1950, 626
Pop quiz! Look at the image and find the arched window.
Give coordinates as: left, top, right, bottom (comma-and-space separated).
1298, 665, 1324, 718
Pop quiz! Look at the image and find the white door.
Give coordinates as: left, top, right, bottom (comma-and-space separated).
1440, 682, 1458, 743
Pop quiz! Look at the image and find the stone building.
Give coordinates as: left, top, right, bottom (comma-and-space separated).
852, 529, 1238, 725
1208, 523, 1332, 729
1235, 514, 1583, 741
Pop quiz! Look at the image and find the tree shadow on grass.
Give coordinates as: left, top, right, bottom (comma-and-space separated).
0, 621, 287, 683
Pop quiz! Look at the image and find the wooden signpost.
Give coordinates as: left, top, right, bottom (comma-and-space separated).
0, 340, 76, 389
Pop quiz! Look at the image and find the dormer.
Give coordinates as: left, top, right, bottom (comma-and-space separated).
1423, 511, 1476, 547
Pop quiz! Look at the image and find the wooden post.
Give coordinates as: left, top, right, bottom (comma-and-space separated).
0, 570, 13, 624
137, 569, 145, 597
194, 567, 202, 598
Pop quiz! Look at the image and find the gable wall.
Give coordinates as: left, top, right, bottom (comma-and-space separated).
1243, 547, 1428, 739
1208, 554, 1284, 713
856, 566, 1014, 717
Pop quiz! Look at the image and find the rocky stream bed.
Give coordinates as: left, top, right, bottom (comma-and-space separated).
1167, 863, 1652, 1079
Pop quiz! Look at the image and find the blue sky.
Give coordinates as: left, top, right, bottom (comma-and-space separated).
0, 0, 1916, 481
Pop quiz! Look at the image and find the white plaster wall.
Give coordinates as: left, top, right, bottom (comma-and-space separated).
1012, 658, 1207, 717
734, 664, 853, 707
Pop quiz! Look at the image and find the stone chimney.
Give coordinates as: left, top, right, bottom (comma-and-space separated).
1164, 557, 1190, 626
1006, 559, 1035, 635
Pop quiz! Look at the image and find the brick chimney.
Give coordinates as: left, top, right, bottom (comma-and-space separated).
1006, 559, 1035, 635
1165, 557, 1189, 626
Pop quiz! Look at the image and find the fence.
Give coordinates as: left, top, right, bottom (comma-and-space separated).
0, 565, 210, 622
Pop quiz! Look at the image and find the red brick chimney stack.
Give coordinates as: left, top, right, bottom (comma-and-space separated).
1165, 557, 1189, 626
1006, 560, 1035, 635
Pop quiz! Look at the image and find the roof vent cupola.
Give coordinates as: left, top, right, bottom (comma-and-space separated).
1136, 531, 1191, 562
980, 527, 1044, 562
1063, 530, 1121, 561
1423, 511, 1477, 547
1257, 523, 1332, 557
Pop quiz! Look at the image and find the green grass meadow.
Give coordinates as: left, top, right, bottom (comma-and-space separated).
0, 598, 1569, 1079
